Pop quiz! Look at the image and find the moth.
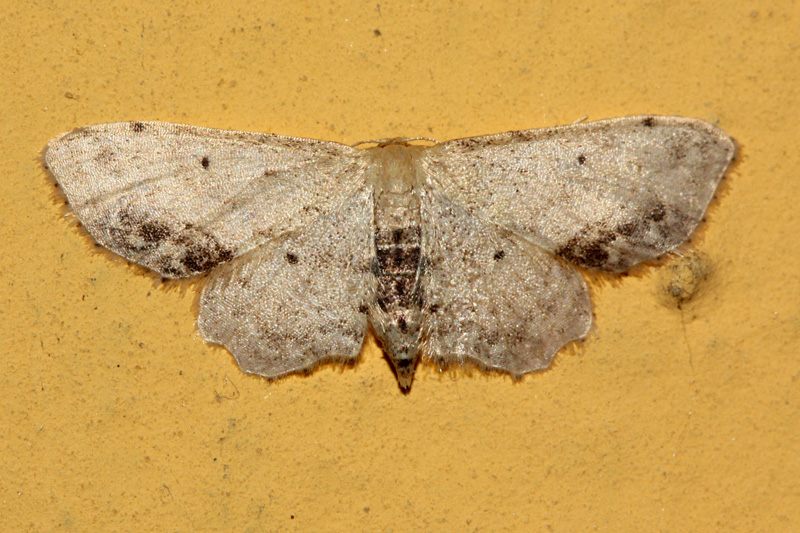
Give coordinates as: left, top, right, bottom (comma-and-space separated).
44, 116, 734, 391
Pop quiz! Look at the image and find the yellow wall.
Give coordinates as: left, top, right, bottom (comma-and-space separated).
2, 1, 798, 530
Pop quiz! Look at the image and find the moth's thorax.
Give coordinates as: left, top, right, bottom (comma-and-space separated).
365, 143, 426, 391
364, 143, 427, 190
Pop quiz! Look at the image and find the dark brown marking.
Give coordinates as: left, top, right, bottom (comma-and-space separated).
577, 154, 586, 165
392, 228, 405, 243
180, 241, 234, 273
389, 275, 414, 299
358, 304, 368, 314
493, 249, 505, 261
286, 252, 299, 264
131, 122, 145, 132
376, 226, 421, 245
377, 273, 417, 307
648, 202, 667, 222
456, 138, 481, 149
668, 137, 689, 160
428, 304, 440, 314
201, 156, 210, 169
96, 147, 115, 164
556, 242, 608, 268
139, 220, 170, 243
374, 29, 381, 36
642, 117, 655, 127
556, 231, 617, 270
161, 265, 182, 277
110, 220, 234, 276
617, 221, 637, 237
397, 315, 408, 332
377, 245, 420, 272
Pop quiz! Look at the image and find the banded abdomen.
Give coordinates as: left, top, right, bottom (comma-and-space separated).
365, 143, 426, 390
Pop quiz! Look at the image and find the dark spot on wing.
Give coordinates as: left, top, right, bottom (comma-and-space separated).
139, 220, 170, 242
556, 229, 618, 270
397, 315, 408, 332
358, 304, 368, 314
577, 154, 586, 165
395, 357, 412, 367
642, 117, 655, 128
131, 122, 145, 132
301, 204, 322, 216
454, 137, 481, 149
101, 207, 235, 277
161, 265, 183, 277
557, 238, 610, 270
201, 156, 210, 169
286, 252, 299, 265
648, 202, 666, 222
617, 221, 637, 237
428, 303, 440, 314
669, 139, 689, 160
96, 147, 115, 164
346, 326, 364, 343
493, 249, 505, 261
179, 238, 234, 274
555, 197, 696, 272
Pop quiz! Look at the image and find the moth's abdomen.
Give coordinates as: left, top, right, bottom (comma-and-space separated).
369, 176, 424, 390
375, 225, 422, 312
372, 222, 424, 387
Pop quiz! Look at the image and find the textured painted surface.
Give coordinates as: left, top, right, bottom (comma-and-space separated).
1, 1, 798, 530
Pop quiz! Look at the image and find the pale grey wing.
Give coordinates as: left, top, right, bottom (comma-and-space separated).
197, 186, 376, 378
44, 121, 367, 278
420, 116, 735, 273
420, 190, 592, 375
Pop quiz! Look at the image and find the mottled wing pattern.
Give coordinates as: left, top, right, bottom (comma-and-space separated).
419, 190, 592, 374
44, 122, 367, 278
197, 186, 377, 378
421, 116, 734, 272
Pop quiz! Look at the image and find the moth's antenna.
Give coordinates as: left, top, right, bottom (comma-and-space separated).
352, 137, 439, 148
